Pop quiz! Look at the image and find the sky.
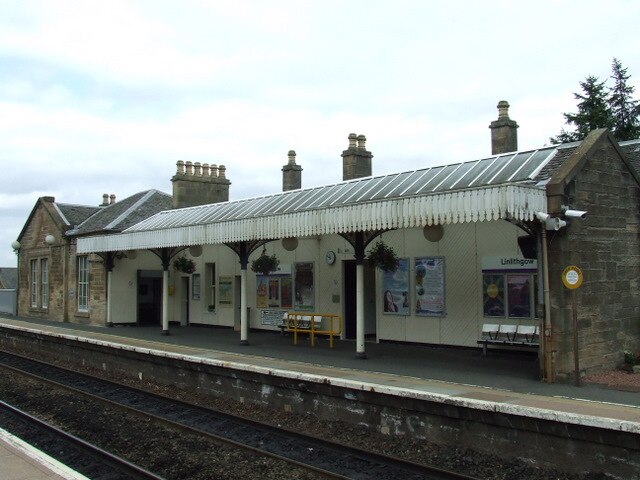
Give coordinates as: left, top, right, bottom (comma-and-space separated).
2, 0, 640, 266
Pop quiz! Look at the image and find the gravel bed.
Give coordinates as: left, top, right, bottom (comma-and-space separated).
0, 348, 616, 480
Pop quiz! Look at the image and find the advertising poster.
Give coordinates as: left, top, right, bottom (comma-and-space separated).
382, 257, 410, 315
280, 277, 292, 309
415, 257, 445, 316
256, 276, 268, 308
294, 262, 314, 311
268, 278, 280, 307
218, 276, 233, 306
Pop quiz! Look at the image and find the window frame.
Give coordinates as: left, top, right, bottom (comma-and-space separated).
77, 255, 89, 312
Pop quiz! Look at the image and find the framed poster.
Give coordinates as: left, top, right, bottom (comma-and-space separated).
382, 257, 410, 315
218, 276, 233, 306
414, 257, 445, 316
192, 274, 201, 300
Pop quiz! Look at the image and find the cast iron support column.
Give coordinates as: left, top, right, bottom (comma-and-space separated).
105, 252, 115, 327
239, 244, 250, 345
160, 249, 171, 336
354, 231, 366, 359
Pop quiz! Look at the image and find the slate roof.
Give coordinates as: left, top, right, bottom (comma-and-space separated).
55, 203, 100, 227
0, 268, 17, 289
67, 190, 172, 236
620, 139, 640, 174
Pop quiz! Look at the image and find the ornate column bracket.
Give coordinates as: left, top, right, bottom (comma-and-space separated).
338, 229, 390, 264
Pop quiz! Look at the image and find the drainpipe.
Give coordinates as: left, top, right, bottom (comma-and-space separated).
541, 227, 554, 383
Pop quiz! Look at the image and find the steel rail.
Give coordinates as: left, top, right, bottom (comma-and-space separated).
0, 400, 165, 480
0, 349, 478, 480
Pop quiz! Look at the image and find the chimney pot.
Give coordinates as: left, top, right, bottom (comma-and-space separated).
218, 165, 226, 178
102, 193, 109, 206
202, 163, 210, 176
287, 150, 296, 165
348, 133, 357, 148
176, 160, 185, 174
210, 164, 218, 177
185, 161, 193, 175
497, 100, 510, 119
194, 162, 202, 176
110, 194, 116, 204
357, 134, 367, 150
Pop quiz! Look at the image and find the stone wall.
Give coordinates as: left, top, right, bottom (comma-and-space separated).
547, 139, 640, 380
17, 200, 108, 326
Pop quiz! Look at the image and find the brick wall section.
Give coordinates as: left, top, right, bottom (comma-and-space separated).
547, 139, 640, 380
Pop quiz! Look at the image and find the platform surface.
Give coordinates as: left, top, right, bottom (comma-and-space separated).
0, 428, 87, 480
1, 315, 639, 434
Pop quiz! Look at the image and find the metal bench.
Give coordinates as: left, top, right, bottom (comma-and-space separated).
283, 312, 342, 348
477, 323, 539, 355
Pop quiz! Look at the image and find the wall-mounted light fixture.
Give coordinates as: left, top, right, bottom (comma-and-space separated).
45, 234, 56, 246
11, 240, 21, 252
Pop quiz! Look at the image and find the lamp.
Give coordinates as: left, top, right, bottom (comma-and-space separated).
11, 240, 20, 252
45, 234, 56, 246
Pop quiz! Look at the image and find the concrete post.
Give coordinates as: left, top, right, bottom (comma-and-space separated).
106, 270, 112, 326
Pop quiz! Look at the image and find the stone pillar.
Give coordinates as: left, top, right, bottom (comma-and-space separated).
342, 133, 373, 181
489, 100, 519, 154
282, 150, 302, 191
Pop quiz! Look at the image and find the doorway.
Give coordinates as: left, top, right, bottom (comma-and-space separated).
343, 260, 376, 340
137, 270, 162, 326
181, 276, 189, 326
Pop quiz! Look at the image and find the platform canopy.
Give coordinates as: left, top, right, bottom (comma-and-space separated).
77, 147, 556, 254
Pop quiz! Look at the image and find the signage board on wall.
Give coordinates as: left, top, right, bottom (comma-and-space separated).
481, 256, 538, 272
415, 257, 445, 317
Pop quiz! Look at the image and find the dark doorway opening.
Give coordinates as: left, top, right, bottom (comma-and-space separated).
137, 270, 162, 326
344, 260, 356, 339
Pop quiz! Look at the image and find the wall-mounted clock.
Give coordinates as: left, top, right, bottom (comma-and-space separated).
325, 250, 336, 265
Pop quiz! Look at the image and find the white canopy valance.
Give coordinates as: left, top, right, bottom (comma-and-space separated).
78, 184, 546, 253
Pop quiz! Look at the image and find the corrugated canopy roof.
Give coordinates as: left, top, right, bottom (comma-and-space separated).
78, 144, 563, 253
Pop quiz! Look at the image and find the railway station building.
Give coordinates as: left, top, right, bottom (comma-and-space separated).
12, 103, 640, 383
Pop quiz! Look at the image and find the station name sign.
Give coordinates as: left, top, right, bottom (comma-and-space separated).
481, 256, 538, 271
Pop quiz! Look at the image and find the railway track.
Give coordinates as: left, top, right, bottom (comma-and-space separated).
0, 400, 163, 480
0, 350, 478, 480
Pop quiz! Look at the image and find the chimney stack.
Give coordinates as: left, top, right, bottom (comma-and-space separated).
282, 150, 302, 191
171, 160, 231, 208
489, 100, 518, 154
342, 133, 372, 181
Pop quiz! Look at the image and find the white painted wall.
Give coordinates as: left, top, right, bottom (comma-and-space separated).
110, 220, 525, 347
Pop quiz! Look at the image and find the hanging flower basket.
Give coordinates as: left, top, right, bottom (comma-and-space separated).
366, 240, 400, 273
251, 249, 280, 276
174, 256, 196, 274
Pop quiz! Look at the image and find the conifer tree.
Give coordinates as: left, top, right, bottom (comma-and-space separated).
608, 58, 640, 141
550, 75, 613, 144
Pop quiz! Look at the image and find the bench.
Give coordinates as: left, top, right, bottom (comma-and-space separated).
283, 312, 342, 348
477, 323, 539, 355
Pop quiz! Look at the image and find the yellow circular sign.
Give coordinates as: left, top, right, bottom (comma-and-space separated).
486, 283, 499, 298
562, 266, 583, 289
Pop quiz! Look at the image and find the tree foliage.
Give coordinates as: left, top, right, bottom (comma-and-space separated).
550, 59, 639, 144
609, 58, 640, 141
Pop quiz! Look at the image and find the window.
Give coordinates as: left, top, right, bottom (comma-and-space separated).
30, 259, 38, 308
205, 263, 216, 311
40, 258, 49, 309
29, 258, 49, 310
77, 256, 89, 312
482, 273, 538, 319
